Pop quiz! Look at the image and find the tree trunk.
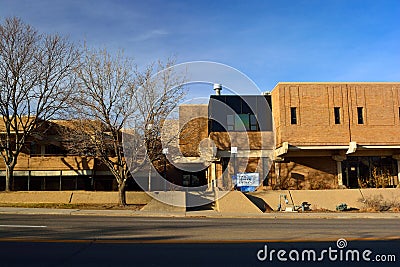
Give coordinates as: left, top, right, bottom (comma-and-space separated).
5, 164, 14, 192
118, 182, 127, 206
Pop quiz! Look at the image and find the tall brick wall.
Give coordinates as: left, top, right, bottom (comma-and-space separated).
178, 104, 209, 157
268, 157, 338, 190
209, 131, 274, 151
272, 82, 400, 147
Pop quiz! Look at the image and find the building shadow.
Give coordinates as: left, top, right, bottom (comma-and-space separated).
244, 193, 273, 212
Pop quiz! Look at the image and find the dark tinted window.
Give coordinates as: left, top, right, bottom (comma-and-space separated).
334, 107, 340, 124
209, 95, 271, 132
357, 107, 364, 124
290, 107, 297, 124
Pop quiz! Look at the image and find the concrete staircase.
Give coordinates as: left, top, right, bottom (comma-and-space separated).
140, 190, 263, 214
140, 191, 186, 213
216, 191, 263, 214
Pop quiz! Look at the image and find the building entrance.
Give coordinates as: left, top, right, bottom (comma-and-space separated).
342, 156, 398, 188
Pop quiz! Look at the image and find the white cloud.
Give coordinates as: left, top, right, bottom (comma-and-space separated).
133, 29, 169, 42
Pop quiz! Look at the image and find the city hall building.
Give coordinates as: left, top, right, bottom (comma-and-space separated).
178, 82, 400, 190
1, 82, 400, 191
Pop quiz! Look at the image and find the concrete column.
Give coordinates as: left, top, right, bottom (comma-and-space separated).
206, 165, 212, 190
27, 170, 30, 191
59, 170, 62, 191
337, 161, 343, 186
397, 159, 400, 185
393, 155, 400, 185
332, 155, 346, 188
210, 162, 217, 189
274, 162, 281, 186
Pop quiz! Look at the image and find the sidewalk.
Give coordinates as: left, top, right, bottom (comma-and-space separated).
1, 206, 399, 219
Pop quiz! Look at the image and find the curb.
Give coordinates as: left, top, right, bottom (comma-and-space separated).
1, 207, 400, 219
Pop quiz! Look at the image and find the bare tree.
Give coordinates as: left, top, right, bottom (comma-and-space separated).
67, 47, 185, 206
0, 17, 79, 191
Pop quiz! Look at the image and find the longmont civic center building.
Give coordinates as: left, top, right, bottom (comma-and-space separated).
1, 82, 400, 191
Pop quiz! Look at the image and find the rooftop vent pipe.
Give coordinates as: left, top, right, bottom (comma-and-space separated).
213, 84, 222, 95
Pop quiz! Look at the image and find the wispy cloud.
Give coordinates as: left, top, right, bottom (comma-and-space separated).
133, 29, 169, 42
1, 0, 399, 91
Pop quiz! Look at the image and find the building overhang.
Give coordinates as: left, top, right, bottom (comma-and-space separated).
274, 141, 400, 159
217, 149, 274, 158
172, 156, 209, 165
274, 141, 348, 158
0, 170, 97, 176
287, 145, 349, 151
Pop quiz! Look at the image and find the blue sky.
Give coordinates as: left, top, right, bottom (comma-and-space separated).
1, 0, 399, 95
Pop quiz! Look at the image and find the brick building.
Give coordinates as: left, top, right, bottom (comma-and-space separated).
176, 95, 274, 190
271, 82, 400, 189
0, 120, 123, 191
1, 82, 399, 191
177, 82, 400, 190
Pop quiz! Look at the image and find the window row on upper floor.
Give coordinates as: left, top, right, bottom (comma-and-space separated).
290, 107, 400, 125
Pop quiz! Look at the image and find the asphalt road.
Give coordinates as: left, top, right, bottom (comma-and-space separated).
1, 214, 400, 241
0, 215, 399, 266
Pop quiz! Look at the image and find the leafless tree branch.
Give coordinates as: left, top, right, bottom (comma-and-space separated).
0, 17, 79, 191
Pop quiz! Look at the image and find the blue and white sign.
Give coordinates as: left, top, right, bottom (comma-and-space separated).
236, 172, 259, 187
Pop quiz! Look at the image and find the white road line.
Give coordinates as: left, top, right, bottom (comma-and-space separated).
0, 225, 47, 228
133, 219, 212, 223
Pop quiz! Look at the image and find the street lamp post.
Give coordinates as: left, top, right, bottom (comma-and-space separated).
147, 123, 153, 191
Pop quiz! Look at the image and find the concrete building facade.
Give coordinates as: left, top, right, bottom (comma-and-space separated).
1, 82, 399, 191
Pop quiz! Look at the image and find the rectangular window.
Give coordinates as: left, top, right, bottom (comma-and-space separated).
235, 114, 250, 131
45, 144, 65, 155
227, 114, 258, 131
250, 114, 258, 131
30, 142, 38, 155
182, 175, 190, 186
357, 107, 364, 124
334, 107, 341, 124
290, 107, 297, 124
227, 115, 234, 131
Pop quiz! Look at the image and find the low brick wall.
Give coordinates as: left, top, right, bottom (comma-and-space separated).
0, 191, 152, 205
1, 189, 398, 210
0, 191, 72, 204
249, 188, 400, 211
